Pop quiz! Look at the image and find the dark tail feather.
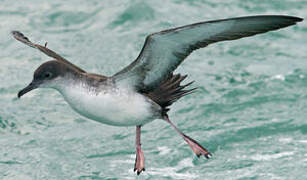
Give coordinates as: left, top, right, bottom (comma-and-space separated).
146, 73, 196, 115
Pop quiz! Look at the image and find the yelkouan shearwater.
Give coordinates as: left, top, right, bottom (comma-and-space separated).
13, 15, 303, 175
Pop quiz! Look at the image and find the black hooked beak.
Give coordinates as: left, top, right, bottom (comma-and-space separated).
18, 81, 39, 98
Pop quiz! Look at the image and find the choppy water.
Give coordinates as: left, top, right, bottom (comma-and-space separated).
1, 0, 307, 179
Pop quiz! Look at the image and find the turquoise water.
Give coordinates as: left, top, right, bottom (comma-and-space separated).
1, 0, 307, 179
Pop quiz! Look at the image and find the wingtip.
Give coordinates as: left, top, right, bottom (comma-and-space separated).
11, 30, 27, 40
268, 15, 303, 27
262, 15, 303, 23
284, 15, 304, 23
296, 17, 304, 22
11, 30, 20, 36
287, 16, 304, 22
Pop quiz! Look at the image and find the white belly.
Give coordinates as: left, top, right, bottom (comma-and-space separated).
58, 84, 157, 126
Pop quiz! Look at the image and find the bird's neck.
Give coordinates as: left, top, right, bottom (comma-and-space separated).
49, 72, 82, 92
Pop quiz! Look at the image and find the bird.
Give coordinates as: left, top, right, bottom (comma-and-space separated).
13, 15, 302, 175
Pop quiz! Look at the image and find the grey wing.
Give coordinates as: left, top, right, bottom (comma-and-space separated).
11, 31, 86, 73
112, 15, 302, 91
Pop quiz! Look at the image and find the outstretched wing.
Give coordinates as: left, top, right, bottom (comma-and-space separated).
113, 15, 303, 91
11, 31, 86, 73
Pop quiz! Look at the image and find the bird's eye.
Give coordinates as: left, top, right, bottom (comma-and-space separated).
44, 72, 52, 78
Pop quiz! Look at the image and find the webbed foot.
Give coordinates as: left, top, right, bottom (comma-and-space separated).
134, 146, 145, 175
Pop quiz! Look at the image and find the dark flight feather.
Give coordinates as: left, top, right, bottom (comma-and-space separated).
145, 73, 196, 115
11, 31, 86, 73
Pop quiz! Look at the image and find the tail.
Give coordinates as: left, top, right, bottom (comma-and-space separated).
146, 74, 196, 116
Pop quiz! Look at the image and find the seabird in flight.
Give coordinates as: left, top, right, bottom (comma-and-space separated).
12, 15, 303, 175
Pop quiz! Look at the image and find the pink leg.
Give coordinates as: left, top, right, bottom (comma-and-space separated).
134, 125, 145, 175
164, 116, 212, 158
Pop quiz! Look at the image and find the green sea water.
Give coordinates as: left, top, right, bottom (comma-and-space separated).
0, 0, 307, 179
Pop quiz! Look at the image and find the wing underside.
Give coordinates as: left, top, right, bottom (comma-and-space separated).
113, 15, 303, 91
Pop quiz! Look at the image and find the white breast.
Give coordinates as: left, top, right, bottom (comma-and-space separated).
58, 83, 158, 126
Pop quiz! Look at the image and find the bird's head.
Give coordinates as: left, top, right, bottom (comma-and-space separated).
18, 60, 72, 98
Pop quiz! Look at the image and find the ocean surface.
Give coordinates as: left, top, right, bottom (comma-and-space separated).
0, 0, 307, 179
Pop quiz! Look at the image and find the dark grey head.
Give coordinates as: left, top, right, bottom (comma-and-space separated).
18, 60, 72, 98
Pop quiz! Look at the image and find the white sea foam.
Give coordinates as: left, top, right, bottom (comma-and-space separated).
271, 74, 285, 81
278, 137, 292, 143
250, 152, 294, 161
147, 167, 198, 179
298, 140, 307, 144
157, 146, 171, 155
